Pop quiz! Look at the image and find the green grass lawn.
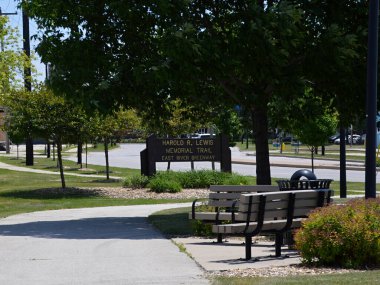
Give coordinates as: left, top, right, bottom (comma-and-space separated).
234, 142, 366, 161
0, 155, 138, 178
211, 270, 380, 285
0, 168, 191, 218
0, 154, 373, 196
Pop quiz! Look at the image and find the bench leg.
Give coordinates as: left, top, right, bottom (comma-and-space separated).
217, 233, 223, 243
275, 233, 283, 257
245, 236, 252, 260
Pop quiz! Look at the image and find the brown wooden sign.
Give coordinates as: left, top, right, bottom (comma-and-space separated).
140, 134, 231, 176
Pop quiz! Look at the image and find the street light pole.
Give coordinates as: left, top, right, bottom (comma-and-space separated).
365, 0, 379, 199
22, 7, 34, 166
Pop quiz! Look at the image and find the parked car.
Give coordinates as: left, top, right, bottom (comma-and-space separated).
191, 133, 215, 139
0, 142, 6, 151
334, 134, 362, 145
328, 134, 340, 144
281, 136, 292, 144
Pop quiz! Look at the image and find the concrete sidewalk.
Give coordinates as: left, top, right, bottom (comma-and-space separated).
0, 204, 209, 285
174, 237, 301, 272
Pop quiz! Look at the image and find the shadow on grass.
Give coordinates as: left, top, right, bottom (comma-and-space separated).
0, 187, 103, 199
91, 178, 121, 183
149, 212, 194, 237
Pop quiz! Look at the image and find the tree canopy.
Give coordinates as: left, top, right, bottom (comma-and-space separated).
22, 0, 371, 185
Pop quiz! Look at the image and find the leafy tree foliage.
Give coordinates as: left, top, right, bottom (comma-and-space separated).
157, 1, 306, 184
140, 98, 206, 137
22, 0, 370, 186
90, 107, 140, 179
2, 86, 86, 188
0, 16, 29, 93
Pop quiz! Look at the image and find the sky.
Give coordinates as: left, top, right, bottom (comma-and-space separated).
1, 0, 45, 82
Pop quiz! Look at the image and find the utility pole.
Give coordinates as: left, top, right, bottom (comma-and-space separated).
22, 7, 34, 166
0, 8, 17, 154
365, 0, 379, 199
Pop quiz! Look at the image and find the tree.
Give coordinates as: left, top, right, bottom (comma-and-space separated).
212, 107, 243, 144
158, 1, 306, 184
24, 0, 368, 187
90, 107, 140, 180
140, 98, 206, 137
286, 90, 338, 171
2, 85, 86, 188
290, 0, 368, 197
0, 15, 28, 93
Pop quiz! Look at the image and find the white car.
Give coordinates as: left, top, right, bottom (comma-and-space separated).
334, 134, 362, 144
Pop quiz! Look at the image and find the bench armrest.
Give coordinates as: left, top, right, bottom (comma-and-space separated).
191, 199, 207, 219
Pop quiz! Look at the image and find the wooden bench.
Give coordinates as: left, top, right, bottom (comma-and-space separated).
212, 189, 333, 260
189, 185, 279, 242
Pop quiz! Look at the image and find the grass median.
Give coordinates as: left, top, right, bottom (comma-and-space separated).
0, 168, 192, 218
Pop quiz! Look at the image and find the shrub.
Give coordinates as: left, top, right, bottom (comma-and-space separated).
122, 175, 149, 189
190, 203, 215, 236
191, 220, 213, 237
223, 173, 249, 185
176, 170, 248, 188
295, 198, 380, 269
123, 170, 249, 192
148, 175, 182, 193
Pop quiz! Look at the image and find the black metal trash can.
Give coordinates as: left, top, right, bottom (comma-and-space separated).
276, 169, 333, 190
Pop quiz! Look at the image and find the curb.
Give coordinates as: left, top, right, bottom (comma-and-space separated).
232, 160, 365, 171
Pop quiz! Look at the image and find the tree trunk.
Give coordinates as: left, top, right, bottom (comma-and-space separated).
25, 136, 33, 166
85, 142, 88, 168
252, 106, 271, 185
77, 141, 83, 168
46, 142, 51, 158
104, 138, 110, 180
57, 140, 66, 189
339, 125, 347, 198
246, 130, 249, 149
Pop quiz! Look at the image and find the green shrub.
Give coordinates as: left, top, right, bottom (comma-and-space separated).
295, 198, 380, 269
191, 220, 213, 236
122, 175, 149, 189
148, 175, 182, 193
123, 170, 250, 192
176, 170, 248, 188
223, 173, 249, 185
190, 203, 214, 236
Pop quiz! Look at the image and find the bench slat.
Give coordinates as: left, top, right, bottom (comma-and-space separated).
238, 197, 327, 211
208, 193, 242, 199
208, 200, 239, 207
213, 218, 305, 234
189, 212, 234, 221
237, 207, 316, 221
209, 185, 279, 193
239, 190, 328, 203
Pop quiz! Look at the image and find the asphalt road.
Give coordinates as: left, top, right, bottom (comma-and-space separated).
67, 143, 376, 183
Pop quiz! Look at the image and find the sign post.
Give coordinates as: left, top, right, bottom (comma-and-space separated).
140, 134, 231, 176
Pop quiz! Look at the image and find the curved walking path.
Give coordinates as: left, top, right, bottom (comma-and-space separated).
0, 161, 121, 179
0, 204, 209, 285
